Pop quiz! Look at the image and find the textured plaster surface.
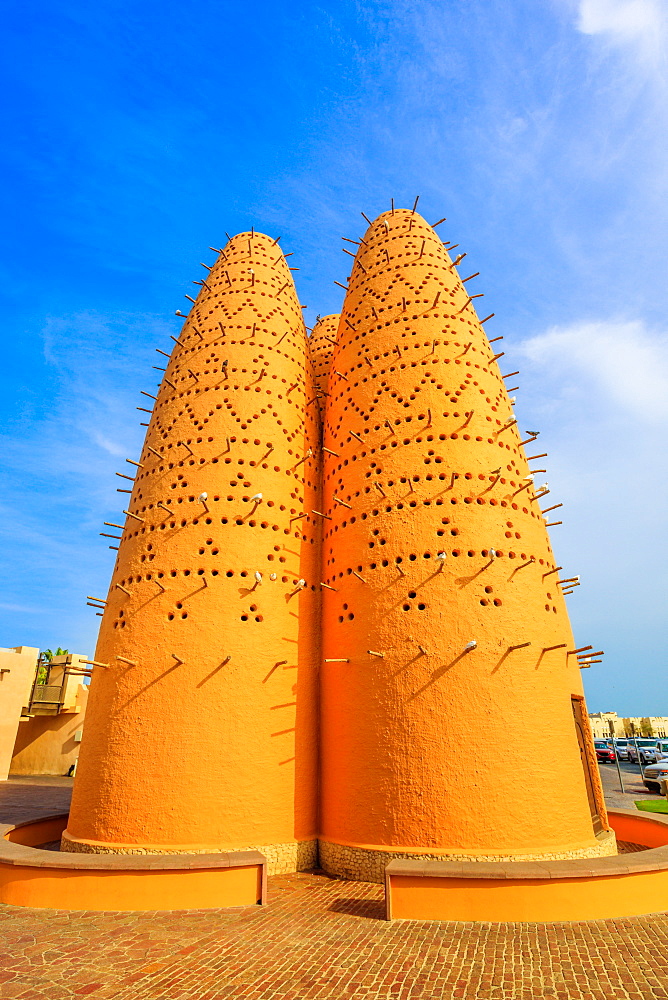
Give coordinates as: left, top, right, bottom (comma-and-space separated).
65, 211, 607, 870
320, 209, 606, 865
309, 313, 339, 416
66, 233, 321, 855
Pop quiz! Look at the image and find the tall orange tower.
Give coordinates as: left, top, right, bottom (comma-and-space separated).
309, 314, 340, 407
64, 233, 320, 872
319, 209, 611, 881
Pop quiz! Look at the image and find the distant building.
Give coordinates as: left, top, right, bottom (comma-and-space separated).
589, 712, 625, 738
0, 646, 40, 780
589, 712, 668, 739
0, 647, 89, 779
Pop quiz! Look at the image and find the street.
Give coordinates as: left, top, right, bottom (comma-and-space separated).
597, 757, 664, 810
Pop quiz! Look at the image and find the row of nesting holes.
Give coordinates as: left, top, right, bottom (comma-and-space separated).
122, 520, 319, 545
338, 312, 489, 344
337, 390, 506, 421
323, 498, 538, 524
332, 388, 507, 421
118, 570, 316, 589
323, 548, 552, 577
324, 437, 522, 477
160, 336, 309, 379
155, 390, 312, 436
335, 588, 502, 623
324, 556, 557, 615
146, 412, 317, 454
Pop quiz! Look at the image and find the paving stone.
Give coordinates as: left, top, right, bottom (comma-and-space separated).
2, 777, 668, 998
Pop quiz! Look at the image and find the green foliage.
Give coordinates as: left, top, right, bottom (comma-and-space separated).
37, 648, 69, 684
42, 648, 69, 662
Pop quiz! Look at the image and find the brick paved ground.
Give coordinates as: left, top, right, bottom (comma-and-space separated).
1, 776, 668, 1000
0, 776, 73, 825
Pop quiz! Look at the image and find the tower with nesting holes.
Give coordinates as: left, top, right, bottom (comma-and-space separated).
65, 211, 609, 882
318, 209, 611, 881
64, 233, 320, 873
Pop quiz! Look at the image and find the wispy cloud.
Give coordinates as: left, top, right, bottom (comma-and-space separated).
577, 0, 667, 56
513, 314, 668, 711
0, 310, 172, 652
521, 319, 668, 422
3, 310, 172, 516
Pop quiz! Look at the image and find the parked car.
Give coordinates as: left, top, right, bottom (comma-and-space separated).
594, 742, 615, 763
627, 739, 658, 764
641, 740, 668, 764
642, 761, 668, 793
612, 738, 630, 760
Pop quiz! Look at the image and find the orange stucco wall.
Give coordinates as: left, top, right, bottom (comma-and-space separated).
387, 870, 668, 923
608, 811, 668, 849
62, 211, 605, 874
319, 209, 604, 859
0, 647, 39, 781
309, 314, 339, 414
65, 233, 320, 854
0, 863, 262, 911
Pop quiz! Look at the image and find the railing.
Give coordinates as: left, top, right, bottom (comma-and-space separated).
30, 683, 64, 710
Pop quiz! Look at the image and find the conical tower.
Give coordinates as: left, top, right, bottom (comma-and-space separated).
64, 233, 320, 873
319, 209, 612, 881
309, 314, 340, 410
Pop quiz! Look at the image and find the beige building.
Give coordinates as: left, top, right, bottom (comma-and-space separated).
0, 648, 89, 779
589, 712, 668, 740
0, 646, 40, 780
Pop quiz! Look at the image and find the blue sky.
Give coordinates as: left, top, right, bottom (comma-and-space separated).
1, 0, 666, 714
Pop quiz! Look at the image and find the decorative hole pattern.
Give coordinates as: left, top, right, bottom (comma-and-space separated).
319, 209, 584, 863
79, 212, 590, 871
308, 314, 340, 417
83, 229, 323, 856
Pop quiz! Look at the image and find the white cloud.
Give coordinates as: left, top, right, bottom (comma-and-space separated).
513, 316, 668, 714
576, 0, 667, 67
91, 433, 128, 458
578, 0, 664, 39
520, 319, 668, 422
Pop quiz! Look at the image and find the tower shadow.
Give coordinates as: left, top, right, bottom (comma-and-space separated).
328, 897, 386, 921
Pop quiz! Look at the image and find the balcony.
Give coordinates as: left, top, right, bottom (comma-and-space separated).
29, 682, 65, 716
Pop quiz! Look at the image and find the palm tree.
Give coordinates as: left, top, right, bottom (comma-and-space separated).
38, 648, 69, 684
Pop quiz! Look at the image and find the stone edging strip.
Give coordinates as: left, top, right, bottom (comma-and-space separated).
1, 815, 263, 872
385, 810, 668, 882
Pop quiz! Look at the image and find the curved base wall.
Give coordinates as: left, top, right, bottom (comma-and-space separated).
61, 830, 317, 875
319, 833, 617, 884
2, 816, 266, 912
386, 810, 668, 922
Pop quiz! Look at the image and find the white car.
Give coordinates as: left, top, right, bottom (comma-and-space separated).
627, 739, 658, 764
645, 740, 668, 764
642, 761, 668, 793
